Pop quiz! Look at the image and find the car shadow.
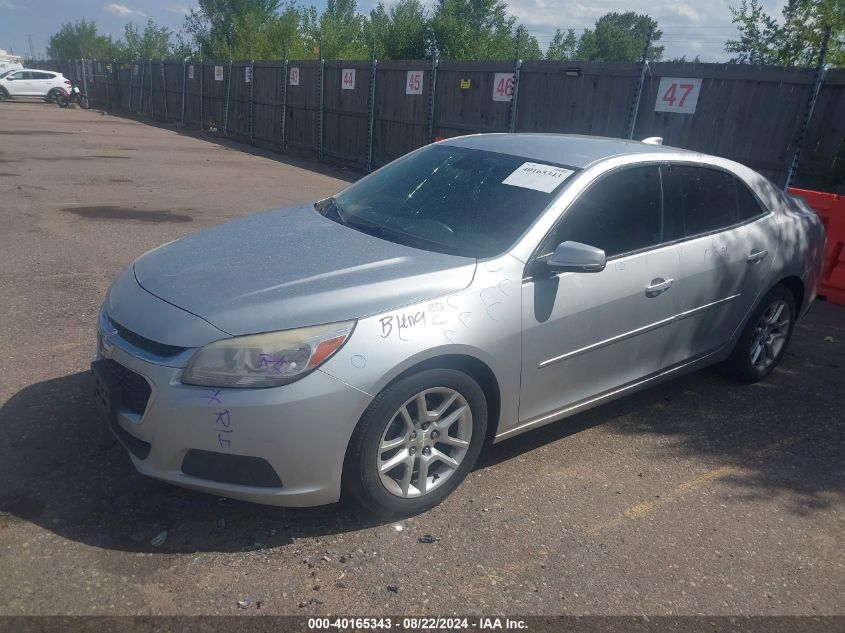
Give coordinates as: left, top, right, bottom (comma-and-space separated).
481, 300, 845, 517
0, 370, 384, 555
0, 303, 842, 554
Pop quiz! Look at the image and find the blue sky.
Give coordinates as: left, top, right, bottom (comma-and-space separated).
0, 0, 785, 62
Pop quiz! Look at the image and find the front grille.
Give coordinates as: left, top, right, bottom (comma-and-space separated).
181, 450, 283, 488
104, 359, 152, 416
109, 318, 186, 358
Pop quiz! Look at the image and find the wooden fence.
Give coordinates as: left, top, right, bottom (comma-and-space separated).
33, 58, 845, 191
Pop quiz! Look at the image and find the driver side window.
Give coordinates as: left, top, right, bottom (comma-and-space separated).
542, 165, 663, 259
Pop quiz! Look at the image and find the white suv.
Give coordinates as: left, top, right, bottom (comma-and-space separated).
0, 69, 71, 102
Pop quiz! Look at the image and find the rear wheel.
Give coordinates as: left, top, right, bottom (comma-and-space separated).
46, 89, 62, 103
344, 368, 488, 516
78, 94, 90, 109
721, 286, 796, 383
56, 93, 70, 108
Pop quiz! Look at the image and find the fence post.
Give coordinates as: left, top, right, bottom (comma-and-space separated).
626, 29, 652, 140
509, 59, 522, 133
318, 58, 325, 161
224, 60, 232, 134
80, 57, 89, 97
138, 61, 145, 113
427, 55, 438, 143
128, 64, 133, 111
199, 61, 204, 128
367, 58, 378, 172
281, 59, 288, 149
107, 60, 113, 110
149, 61, 155, 119
785, 26, 831, 190
249, 60, 255, 141
181, 59, 187, 125
161, 60, 168, 120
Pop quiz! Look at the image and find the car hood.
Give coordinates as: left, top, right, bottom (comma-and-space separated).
133, 204, 477, 336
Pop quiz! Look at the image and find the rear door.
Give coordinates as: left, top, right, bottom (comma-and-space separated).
663, 164, 777, 362
519, 164, 681, 423
31, 72, 55, 96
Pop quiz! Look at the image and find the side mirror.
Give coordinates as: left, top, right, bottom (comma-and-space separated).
547, 241, 606, 273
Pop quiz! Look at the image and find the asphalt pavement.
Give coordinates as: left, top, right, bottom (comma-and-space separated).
0, 102, 842, 617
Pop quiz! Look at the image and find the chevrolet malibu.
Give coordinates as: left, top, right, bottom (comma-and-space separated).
93, 134, 826, 516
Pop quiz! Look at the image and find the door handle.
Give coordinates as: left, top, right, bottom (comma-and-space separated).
747, 249, 768, 264
645, 277, 674, 297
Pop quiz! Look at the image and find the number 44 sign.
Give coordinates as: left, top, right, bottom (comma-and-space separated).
655, 77, 702, 114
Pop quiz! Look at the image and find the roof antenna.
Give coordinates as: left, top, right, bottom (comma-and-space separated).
641, 137, 663, 145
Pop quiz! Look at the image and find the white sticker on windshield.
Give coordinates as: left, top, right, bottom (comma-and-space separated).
502, 162, 574, 193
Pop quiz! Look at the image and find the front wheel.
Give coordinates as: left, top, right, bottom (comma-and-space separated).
721, 286, 796, 383
77, 94, 90, 109
0, 88, 8, 102
56, 93, 70, 108
344, 368, 488, 516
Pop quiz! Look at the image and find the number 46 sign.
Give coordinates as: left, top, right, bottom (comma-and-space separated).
493, 72, 515, 102
655, 77, 702, 114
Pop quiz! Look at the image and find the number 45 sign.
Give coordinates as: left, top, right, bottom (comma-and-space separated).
655, 77, 702, 114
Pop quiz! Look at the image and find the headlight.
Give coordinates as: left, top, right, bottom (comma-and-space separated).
181, 321, 355, 388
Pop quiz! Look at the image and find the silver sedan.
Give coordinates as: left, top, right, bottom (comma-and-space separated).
93, 134, 826, 515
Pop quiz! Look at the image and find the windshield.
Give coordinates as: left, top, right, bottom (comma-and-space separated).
0, 70, 13, 79
326, 144, 575, 257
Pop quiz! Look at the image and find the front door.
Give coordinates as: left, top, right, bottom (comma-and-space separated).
5, 71, 31, 96
520, 164, 681, 424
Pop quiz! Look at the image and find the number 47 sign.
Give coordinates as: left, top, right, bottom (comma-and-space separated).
655, 77, 702, 114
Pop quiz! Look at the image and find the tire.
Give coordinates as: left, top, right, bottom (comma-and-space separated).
721, 285, 796, 383
46, 89, 61, 103
344, 368, 488, 516
56, 94, 70, 108
78, 94, 90, 109
0, 88, 8, 102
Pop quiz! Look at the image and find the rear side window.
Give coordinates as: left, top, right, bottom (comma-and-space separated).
667, 165, 765, 238
551, 165, 663, 258
735, 181, 767, 221
669, 166, 737, 236
33, 72, 54, 80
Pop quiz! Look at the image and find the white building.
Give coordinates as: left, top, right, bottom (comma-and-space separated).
0, 49, 24, 74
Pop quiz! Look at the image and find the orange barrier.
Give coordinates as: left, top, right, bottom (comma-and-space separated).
788, 187, 845, 306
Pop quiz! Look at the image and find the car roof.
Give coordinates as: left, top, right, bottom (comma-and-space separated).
441, 133, 681, 169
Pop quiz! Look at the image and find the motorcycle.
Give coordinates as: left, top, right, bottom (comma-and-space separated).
56, 82, 90, 109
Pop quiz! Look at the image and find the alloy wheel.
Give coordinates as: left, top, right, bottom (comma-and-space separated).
750, 299, 791, 370
377, 387, 473, 498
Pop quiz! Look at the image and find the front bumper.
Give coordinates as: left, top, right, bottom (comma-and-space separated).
93, 335, 372, 507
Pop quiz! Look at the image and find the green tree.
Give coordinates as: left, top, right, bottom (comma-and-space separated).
516, 25, 543, 60
185, 0, 281, 57
313, 0, 370, 59
576, 12, 663, 62
47, 19, 113, 59
368, 0, 430, 60
124, 19, 174, 59
545, 28, 577, 60
726, 0, 844, 66
429, 0, 517, 59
